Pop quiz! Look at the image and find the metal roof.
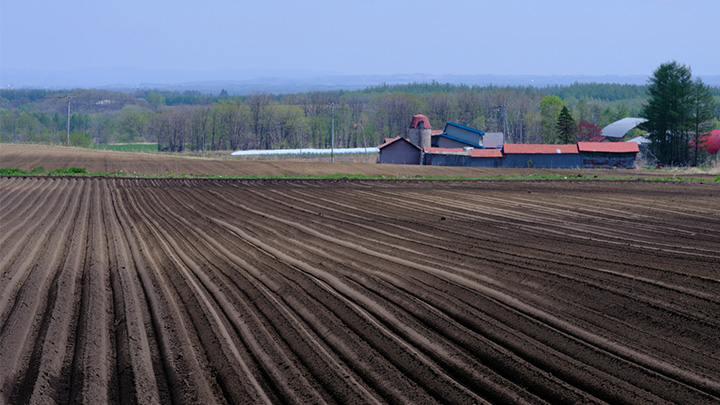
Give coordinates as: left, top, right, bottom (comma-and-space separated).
423, 147, 468, 155
503, 144, 579, 154
432, 133, 483, 148
444, 122, 485, 136
378, 137, 421, 150
601, 117, 647, 138
577, 142, 639, 153
470, 148, 503, 158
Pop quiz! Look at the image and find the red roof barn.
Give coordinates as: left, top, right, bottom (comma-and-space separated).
577, 142, 639, 169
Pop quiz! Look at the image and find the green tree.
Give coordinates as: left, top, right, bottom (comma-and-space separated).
556, 105, 577, 144
689, 78, 717, 165
574, 98, 590, 123
641, 61, 694, 166
539, 95, 564, 143
146, 92, 166, 109
69, 131, 92, 147
116, 105, 150, 143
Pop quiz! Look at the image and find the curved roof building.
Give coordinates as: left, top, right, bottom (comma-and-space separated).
601, 117, 647, 139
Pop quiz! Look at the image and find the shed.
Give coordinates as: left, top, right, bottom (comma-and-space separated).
444, 122, 486, 146
423, 147, 467, 166
423, 147, 503, 167
378, 137, 422, 165
502, 144, 581, 168
578, 142, 639, 168
432, 133, 482, 149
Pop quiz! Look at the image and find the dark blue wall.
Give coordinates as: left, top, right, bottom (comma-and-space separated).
424, 154, 501, 167
503, 153, 583, 169
393, 149, 635, 169
582, 153, 637, 169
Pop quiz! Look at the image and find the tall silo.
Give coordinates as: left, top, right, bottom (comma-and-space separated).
408, 114, 432, 149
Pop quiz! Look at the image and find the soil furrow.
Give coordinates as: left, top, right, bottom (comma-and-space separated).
2, 175, 719, 404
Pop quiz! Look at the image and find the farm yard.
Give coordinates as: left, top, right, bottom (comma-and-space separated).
1, 145, 720, 404
2, 143, 719, 180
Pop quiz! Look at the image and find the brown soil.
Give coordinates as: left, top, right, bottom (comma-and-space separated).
2, 143, 717, 180
1, 145, 719, 404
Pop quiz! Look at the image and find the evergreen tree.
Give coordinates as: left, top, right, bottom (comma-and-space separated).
539, 95, 564, 143
641, 61, 694, 166
556, 105, 577, 144
689, 78, 717, 165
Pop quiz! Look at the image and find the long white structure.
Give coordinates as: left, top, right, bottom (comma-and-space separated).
231, 147, 379, 156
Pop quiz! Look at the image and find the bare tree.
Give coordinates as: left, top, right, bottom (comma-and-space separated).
247, 94, 273, 148
455, 91, 484, 129
424, 93, 454, 130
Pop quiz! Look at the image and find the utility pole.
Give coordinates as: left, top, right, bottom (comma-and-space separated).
331, 102, 335, 162
202, 106, 209, 154
494, 104, 507, 140
502, 104, 507, 139
354, 123, 367, 163
66, 96, 71, 146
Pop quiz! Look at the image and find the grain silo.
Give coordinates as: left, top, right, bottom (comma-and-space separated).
408, 114, 432, 149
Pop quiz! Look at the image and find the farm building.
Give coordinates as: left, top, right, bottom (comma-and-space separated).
378, 137, 422, 165
377, 114, 640, 169
407, 114, 434, 149
578, 142, 639, 168
439, 122, 505, 148
424, 147, 503, 167
601, 117, 648, 140
432, 133, 482, 149
409, 114, 432, 130
502, 144, 582, 168
482, 132, 505, 149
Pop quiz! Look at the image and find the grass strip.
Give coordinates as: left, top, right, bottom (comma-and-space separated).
1, 167, 717, 182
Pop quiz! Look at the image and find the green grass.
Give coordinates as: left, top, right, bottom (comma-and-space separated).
2, 168, 718, 182
92, 143, 158, 153
1, 167, 87, 176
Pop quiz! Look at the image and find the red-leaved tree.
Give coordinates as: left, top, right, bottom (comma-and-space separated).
698, 130, 720, 155
577, 120, 602, 142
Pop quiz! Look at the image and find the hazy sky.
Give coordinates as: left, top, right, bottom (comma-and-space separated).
1, 0, 718, 78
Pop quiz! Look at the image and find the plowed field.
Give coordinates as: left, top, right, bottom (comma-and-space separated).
1, 174, 719, 404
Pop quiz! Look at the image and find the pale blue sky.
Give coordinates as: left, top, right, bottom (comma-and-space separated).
1, 0, 718, 80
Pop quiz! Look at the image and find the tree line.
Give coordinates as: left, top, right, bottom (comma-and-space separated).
2, 79, 718, 163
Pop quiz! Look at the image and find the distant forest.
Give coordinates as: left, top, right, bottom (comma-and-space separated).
2, 82, 719, 151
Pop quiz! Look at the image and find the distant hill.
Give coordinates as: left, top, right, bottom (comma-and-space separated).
4, 67, 719, 95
